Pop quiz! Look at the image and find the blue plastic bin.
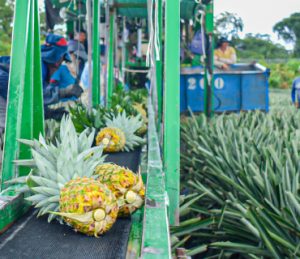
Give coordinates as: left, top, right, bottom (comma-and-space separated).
180, 63, 270, 112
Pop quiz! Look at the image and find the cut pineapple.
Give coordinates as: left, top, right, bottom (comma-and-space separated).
105, 111, 145, 151
95, 163, 145, 217
57, 177, 118, 237
95, 127, 126, 152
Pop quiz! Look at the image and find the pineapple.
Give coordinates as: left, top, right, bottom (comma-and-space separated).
95, 127, 126, 152
133, 103, 148, 124
102, 111, 145, 152
56, 177, 118, 237
95, 163, 145, 217
133, 103, 148, 136
11, 117, 119, 236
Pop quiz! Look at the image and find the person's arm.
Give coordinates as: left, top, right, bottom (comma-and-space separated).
43, 83, 60, 106
214, 55, 230, 70
214, 58, 225, 68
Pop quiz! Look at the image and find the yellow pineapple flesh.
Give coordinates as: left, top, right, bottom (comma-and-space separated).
59, 177, 119, 237
95, 127, 126, 153
95, 164, 145, 217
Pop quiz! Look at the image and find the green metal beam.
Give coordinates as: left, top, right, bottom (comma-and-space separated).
1, 0, 31, 189
142, 99, 171, 259
0, 0, 45, 233
32, 0, 45, 138
92, 0, 101, 107
155, 0, 163, 126
106, 9, 115, 108
0, 189, 30, 234
204, 1, 214, 118
19, 0, 34, 177
163, 0, 180, 226
126, 209, 143, 259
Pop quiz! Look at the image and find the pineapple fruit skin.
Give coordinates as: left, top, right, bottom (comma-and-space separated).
96, 127, 126, 153
133, 103, 148, 136
95, 164, 145, 217
60, 177, 119, 236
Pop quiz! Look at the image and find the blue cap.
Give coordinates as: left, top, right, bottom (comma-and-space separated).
41, 34, 71, 64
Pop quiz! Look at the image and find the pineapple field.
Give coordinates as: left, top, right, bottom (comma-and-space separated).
172, 90, 300, 258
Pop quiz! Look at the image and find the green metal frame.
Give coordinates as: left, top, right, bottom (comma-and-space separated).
141, 99, 171, 258
92, 0, 101, 107
106, 9, 115, 108
204, 1, 215, 118
155, 0, 163, 125
1, 0, 44, 190
0, 0, 44, 232
163, 0, 180, 226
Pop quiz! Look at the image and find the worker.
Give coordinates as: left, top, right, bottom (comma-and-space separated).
75, 30, 88, 53
291, 66, 300, 108
68, 39, 88, 80
0, 34, 82, 121
214, 38, 237, 70
41, 34, 83, 106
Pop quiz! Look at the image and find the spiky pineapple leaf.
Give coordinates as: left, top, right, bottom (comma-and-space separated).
105, 111, 145, 151
9, 116, 106, 223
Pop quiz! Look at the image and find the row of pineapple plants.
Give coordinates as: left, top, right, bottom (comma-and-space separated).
173, 104, 300, 258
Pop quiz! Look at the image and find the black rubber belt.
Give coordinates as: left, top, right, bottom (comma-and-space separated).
0, 210, 131, 259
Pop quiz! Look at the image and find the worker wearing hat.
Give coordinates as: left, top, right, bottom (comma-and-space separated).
42, 34, 83, 106
0, 34, 82, 122
214, 37, 237, 70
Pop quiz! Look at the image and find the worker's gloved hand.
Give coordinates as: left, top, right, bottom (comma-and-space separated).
59, 84, 83, 99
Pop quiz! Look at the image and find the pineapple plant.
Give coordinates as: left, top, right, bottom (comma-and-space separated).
10, 117, 119, 237
95, 127, 126, 152
95, 111, 145, 153
95, 163, 145, 217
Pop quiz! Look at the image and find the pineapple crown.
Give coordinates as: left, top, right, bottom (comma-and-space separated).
105, 111, 145, 151
10, 116, 106, 222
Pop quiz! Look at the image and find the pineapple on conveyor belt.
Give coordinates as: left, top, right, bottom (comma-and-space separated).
54, 177, 118, 237
133, 103, 148, 136
95, 111, 145, 153
95, 163, 145, 217
95, 127, 126, 153
9, 117, 119, 237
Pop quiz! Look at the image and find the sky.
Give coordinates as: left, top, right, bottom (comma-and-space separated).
215, 0, 300, 48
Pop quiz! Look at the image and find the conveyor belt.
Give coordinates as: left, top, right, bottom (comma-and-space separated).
0, 210, 131, 259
